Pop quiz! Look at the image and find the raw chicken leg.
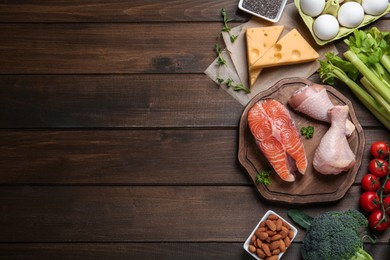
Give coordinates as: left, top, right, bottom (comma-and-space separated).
288, 84, 355, 136
313, 105, 356, 175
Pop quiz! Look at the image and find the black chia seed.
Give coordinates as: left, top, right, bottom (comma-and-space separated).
242, 0, 283, 19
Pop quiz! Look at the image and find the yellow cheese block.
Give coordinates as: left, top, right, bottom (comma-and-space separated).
252, 29, 319, 69
246, 26, 284, 87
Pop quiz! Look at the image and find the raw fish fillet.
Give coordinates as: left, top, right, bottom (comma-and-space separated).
288, 84, 355, 136
248, 99, 307, 182
313, 105, 356, 175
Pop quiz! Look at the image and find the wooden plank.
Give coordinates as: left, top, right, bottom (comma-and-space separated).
0, 0, 248, 23
0, 243, 387, 259
0, 74, 243, 128
0, 23, 221, 74
0, 74, 384, 128
0, 186, 388, 242
0, 0, 387, 23
0, 129, 245, 184
0, 129, 388, 185
1, 20, 389, 74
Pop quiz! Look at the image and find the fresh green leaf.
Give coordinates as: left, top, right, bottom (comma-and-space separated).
325, 52, 359, 81
287, 209, 313, 230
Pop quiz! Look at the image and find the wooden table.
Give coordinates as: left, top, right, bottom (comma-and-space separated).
0, 1, 389, 259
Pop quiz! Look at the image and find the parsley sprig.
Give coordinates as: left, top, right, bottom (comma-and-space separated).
255, 170, 272, 186
300, 126, 314, 139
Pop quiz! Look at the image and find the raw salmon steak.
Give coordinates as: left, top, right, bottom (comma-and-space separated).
248, 99, 307, 182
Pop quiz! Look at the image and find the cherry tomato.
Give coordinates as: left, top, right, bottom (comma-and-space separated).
368, 159, 389, 178
361, 174, 381, 192
359, 191, 380, 212
384, 180, 390, 194
370, 141, 389, 159
383, 196, 390, 215
368, 210, 390, 231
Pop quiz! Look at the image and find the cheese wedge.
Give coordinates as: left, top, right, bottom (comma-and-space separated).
246, 26, 284, 87
252, 29, 319, 69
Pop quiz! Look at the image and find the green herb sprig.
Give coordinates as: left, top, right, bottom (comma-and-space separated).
300, 126, 314, 139
216, 77, 250, 94
255, 170, 272, 186
214, 44, 227, 66
220, 8, 238, 43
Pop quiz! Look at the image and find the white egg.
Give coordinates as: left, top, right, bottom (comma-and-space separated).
300, 0, 326, 17
337, 2, 365, 28
362, 0, 388, 15
313, 14, 340, 40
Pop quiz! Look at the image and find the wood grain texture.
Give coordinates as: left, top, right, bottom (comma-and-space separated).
0, 186, 389, 243
0, 23, 220, 74
0, 129, 387, 185
1, 20, 387, 75
0, 0, 389, 258
0, 0, 248, 22
0, 74, 384, 128
0, 243, 388, 259
0, 74, 243, 128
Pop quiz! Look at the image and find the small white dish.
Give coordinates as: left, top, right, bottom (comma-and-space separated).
238, 0, 288, 23
243, 210, 298, 260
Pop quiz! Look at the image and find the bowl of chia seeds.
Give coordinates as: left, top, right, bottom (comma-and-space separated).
238, 0, 287, 23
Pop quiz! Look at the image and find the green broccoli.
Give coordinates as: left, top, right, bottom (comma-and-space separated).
288, 209, 374, 260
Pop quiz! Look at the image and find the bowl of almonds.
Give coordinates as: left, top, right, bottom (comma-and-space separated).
243, 210, 297, 260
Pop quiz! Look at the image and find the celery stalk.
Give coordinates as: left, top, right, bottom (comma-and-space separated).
380, 55, 390, 75
360, 77, 390, 117
344, 50, 390, 104
318, 60, 390, 130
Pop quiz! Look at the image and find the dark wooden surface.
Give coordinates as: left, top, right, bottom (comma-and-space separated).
0, 0, 389, 259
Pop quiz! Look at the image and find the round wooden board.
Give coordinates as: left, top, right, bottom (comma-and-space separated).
238, 77, 365, 205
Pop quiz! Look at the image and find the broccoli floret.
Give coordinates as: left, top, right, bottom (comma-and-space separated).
300, 210, 373, 260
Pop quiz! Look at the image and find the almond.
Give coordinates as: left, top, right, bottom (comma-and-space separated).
261, 243, 272, 257
258, 231, 268, 241
256, 248, 266, 258
279, 239, 286, 252
266, 255, 278, 260
284, 236, 291, 247
269, 240, 280, 251
248, 245, 256, 253
276, 219, 283, 231
268, 214, 279, 220
266, 220, 276, 231
271, 234, 282, 241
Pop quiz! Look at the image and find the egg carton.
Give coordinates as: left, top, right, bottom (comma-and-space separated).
294, 0, 390, 46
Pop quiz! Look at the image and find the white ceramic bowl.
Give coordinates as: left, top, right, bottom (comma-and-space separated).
238, 0, 288, 23
243, 210, 298, 259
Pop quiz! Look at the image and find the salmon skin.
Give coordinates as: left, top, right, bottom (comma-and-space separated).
248, 99, 307, 182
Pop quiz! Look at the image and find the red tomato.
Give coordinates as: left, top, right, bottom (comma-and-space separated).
368, 159, 389, 178
384, 180, 390, 194
359, 191, 380, 212
382, 196, 390, 215
370, 141, 389, 159
361, 174, 380, 192
368, 210, 390, 231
